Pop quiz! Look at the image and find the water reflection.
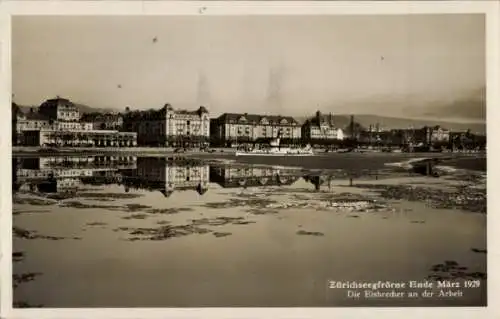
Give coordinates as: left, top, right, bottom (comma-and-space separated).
13, 156, 137, 194
209, 165, 302, 188
13, 156, 355, 197
122, 157, 210, 197
11, 155, 487, 308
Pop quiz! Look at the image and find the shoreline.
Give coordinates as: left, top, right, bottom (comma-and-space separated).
11, 147, 486, 172
11, 147, 237, 157
12, 146, 485, 156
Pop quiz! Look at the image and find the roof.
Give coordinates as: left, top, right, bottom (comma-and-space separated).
173, 106, 209, 115
81, 113, 123, 121
124, 106, 207, 121
421, 125, 449, 131
216, 113, 299, 125
304, 113, 336, 127
41, 97, 77, 109
24, 112, 51, 121
123, 109, 165, 121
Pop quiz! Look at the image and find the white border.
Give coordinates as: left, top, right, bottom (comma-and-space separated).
0, 1, 498, 319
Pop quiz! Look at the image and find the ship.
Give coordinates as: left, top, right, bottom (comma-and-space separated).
235, 132, 314, 157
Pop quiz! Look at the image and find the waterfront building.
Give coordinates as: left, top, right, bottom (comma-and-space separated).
301, 111, 344, 145
15, 108, 50, 130
122, 157, 210, 196
385, 129, 412, 146
210, 112, 301, 147
12, 97, 137, 147
122, 104, 210, 147
449, 130, 486, 151
425, 125, 450, 144
395, 126, 450, 147
358, 128, 400, 146
38, 97, 80, 122
15, 107, 94, 133
81, 112, 124, 130
20, 129, 137, 147
14, 108, 50, 145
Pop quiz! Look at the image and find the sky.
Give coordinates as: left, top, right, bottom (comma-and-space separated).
12, 14, 485, 122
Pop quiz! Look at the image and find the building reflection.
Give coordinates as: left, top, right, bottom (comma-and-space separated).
209, 165, 302, 188
13, 156, 366, 197
13, 156, 137, 194
302, 174, 337, 191
121, 157, 210, 197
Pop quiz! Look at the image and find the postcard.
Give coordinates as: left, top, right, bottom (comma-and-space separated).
0, 1, 498, 319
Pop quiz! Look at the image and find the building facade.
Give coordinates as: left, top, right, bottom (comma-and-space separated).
123, 104, 210, 147
81, 112, 124, 130
426, 126, 450, 144
21, 129, 137, 147
39, 97, 80, 122
210, 113, 301, 147
13, 97, 137, 147
15, 108, 94, 133
301, 111, 344, 144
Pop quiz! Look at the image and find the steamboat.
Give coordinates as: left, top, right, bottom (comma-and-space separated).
235, 133, 314, 157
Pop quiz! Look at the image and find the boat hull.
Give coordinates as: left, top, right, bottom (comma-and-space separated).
235, 151, 315, 157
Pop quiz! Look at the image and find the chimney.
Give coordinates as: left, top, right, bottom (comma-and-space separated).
350, 115, 354, 137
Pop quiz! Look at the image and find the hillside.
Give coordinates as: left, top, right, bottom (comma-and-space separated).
297, 114, 486, 134
416, 87, 486, 122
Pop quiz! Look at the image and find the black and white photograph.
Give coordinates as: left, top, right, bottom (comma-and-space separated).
2, 1, 497, 316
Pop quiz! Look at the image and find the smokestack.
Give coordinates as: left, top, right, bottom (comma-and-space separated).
350, 115, 354, 138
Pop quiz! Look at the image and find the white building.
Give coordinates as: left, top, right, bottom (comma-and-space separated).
301, 111, 344, 142
123, 104, 210, 147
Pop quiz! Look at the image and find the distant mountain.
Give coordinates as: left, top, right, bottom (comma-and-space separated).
297, 114, 486, 134
16, 102, 486, 134
418, 87, 486, 122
